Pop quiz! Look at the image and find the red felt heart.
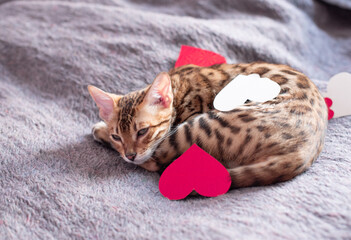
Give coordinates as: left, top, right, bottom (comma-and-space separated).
175, 45, 227, 68
324, 97, 334, 120
159, 144, 231, 200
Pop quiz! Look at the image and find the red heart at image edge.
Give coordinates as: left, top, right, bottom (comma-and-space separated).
159, 144, 231, 200
324, 97, 334, 120
175, 45, 227, 68
325, 97, 332, 107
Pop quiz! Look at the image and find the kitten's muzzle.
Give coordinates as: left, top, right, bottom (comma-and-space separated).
126, 153, 137, 161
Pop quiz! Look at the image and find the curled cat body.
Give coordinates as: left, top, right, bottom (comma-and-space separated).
88, 62, 328, 188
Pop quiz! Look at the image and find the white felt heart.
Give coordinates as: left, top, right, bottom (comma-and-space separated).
324, 72, 351, 118
213, 74, 281, 112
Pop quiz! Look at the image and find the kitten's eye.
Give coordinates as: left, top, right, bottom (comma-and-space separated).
137, 128, 149, 137
111, 134, 121, 141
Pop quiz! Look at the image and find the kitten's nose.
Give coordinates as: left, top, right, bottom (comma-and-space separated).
126, 153, 137, 161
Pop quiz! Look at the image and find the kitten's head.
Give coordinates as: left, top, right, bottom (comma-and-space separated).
88, 72, 173, 165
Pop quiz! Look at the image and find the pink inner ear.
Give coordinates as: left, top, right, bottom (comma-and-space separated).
88, 86, 114, 121
156, 83, 172, 107
148, 73, 173, 108
98, 97, 114, 121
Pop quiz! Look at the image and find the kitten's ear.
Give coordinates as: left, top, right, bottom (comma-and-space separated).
88, 85, 115, 121
145, 72, 173, 108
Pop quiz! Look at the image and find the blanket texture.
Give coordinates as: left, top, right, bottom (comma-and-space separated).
1, 0, 351, 239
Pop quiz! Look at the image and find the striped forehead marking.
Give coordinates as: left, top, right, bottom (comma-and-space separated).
117, 90, 147, 132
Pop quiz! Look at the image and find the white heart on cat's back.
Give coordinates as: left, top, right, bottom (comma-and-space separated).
213, 74, 281, 112
324, 72, 351, 118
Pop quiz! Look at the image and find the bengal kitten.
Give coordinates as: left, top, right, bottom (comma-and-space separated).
88, 62, 328, 188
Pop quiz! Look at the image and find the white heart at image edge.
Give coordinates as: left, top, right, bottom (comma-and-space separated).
213, 74, 281, 112
326, 72, 351, 118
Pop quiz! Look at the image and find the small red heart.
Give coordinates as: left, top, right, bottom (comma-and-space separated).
175, 45, 227, 68
159, 144, 231, 200
324, 97, 334, 120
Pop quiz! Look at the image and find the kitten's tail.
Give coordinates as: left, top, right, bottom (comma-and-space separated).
228, 154, 310, 188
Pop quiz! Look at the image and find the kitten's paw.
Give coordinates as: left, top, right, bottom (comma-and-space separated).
92, 121, 109, 143
139, 159, 161, 172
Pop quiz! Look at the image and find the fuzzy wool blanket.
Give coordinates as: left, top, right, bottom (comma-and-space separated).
0, 0, 351, 239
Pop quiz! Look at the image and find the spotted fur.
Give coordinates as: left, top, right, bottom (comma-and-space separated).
90, 62, 328, 188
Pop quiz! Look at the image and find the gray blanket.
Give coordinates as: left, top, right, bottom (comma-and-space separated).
1, 0, 351, 239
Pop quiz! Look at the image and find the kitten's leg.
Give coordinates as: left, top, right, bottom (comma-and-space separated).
152, 110, 258, 167
92, 121, 111, 145
152, 112, 215, 166
139, 160, 161, 172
